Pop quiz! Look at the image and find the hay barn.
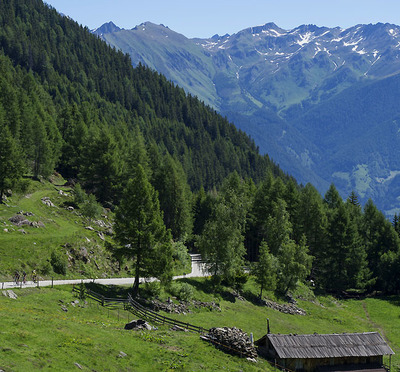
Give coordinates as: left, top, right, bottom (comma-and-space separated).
255, 332, 394, 372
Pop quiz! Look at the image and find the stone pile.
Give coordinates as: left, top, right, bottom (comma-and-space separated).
204, 327, 257, 359
192, 300, 221, 312
150, 299, 190, 314
262, 299, 306, 316
9, 215, 45, 228
148, 299, 221, 314
41, 197, 56, 207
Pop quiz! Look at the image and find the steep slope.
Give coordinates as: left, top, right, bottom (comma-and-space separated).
0, 0, 284, 194
291, 73, 400, 212
97, 22, 219, 108
95, 21, 400, 214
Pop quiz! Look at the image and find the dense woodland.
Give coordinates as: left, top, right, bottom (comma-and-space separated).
0, 0, 400, 296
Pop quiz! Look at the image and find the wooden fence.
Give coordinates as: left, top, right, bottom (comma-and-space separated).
72, 284, 206, 334
72, 284, 262, 360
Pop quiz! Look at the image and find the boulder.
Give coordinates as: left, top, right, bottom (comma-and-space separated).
124, 319, 152, 330
30, 221, 45, 228
9, 215, 30, 226
41, 197, 56, 207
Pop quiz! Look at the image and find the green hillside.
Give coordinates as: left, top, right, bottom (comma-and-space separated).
0, 176, 118, 281
1, 280, 399, 371
0, 0, 284, 196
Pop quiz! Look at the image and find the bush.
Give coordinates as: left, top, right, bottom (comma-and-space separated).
73, 184, 86, 205
143, 281, 161, 298
169, 282, 194, 302
40, 261, 52, 276
80, 194, 102, 219
178, 283, 194, 302
172, 241, 191, 273
50, 251, 67, 275
234, 271, 248, 293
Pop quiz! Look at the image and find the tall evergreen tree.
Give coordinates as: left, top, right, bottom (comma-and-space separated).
0, 123, 24, 201
276, 235, 312, 294
294, 183, 327, 282
79, 126, 124, 205
154, 155, 193, 241
362, 199, 400, 291
114, 165, 173, 296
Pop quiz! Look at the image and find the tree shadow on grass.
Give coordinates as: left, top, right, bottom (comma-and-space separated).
373, 294, 400, 307
85, 282, 131, 299
241, 289, 264, 306
176, 277, 236, 303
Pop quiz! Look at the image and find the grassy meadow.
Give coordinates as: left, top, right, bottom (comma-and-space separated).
1, 278, 399, 371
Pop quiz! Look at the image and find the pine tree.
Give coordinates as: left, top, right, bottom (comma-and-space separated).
79, 126, 124, 205
324, 183, 342, 210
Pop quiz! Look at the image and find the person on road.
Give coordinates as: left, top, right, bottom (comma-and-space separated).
14, 270, 20, 285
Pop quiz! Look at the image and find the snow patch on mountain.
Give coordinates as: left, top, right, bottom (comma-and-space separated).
297, 32, 315, 46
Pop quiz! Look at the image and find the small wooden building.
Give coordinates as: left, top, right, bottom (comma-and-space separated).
255, 332, 394, 372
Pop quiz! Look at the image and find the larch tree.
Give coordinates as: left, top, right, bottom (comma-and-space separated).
0, 123, 24, 202
114, 164, 173, 296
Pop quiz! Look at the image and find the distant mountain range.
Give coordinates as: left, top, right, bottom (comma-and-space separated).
93, 21, 400, 216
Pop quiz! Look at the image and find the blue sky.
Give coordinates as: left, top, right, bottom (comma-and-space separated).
44, 0, 400, 38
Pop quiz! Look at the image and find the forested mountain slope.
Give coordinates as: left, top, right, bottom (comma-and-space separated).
96, 21, 400, 215
0, 0, 285, 198
1, 0, 400, 301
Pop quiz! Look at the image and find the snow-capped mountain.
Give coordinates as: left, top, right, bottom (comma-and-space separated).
93, 21, 400, 216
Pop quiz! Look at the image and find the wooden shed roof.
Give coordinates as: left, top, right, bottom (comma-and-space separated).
256, 332, 394, 359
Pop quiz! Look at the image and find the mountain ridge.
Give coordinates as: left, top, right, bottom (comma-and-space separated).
93, 21, 400, 215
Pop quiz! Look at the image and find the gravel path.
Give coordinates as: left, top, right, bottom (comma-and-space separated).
1, 254, 208, 290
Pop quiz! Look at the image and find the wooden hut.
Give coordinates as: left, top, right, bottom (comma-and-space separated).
255, 332, 394, 372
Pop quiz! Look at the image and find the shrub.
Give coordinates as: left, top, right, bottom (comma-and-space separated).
80, 194, 102, 219
178, 282, 194, 302
40, 261, 52, 276
73, 184, 86, 205
143, 281, 161, 298
169, 282, 194, 302
50, 251, 67, 275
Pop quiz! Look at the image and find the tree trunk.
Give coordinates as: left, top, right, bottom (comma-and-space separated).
132, 254, 141, 297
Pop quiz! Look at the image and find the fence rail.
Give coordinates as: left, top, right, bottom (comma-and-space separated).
126, 293, 206, 334
72, 284, 262, 360
72, 284, 206, 334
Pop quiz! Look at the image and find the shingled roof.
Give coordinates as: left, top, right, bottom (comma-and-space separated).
257, 332, 394, 359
